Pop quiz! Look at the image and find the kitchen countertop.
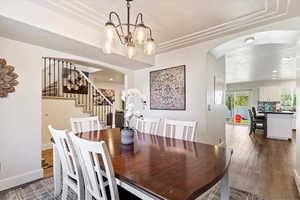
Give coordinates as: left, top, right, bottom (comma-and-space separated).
259, 111, 294, 115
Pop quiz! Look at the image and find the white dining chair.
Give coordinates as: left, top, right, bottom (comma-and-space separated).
163, 119, 197, 141
70, 116, 102, 134
135, 118, 160, 135
48, 125, 84, 200
69, 133, 140, 200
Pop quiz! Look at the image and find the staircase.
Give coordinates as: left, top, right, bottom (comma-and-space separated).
42, 57, 115, 128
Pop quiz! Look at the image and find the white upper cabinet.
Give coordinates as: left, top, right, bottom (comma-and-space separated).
259, 87, 281, 102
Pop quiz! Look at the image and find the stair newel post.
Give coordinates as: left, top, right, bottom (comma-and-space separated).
112, 102, 116, 128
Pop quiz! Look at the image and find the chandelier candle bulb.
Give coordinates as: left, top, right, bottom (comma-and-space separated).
104, 22, 115, 42
103, 40, 113, 54
126, 44, 135, 59
144, 39, 156, 55
135, 24, 147, 44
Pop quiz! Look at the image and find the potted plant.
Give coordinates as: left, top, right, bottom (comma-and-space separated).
121, 88, 146, 144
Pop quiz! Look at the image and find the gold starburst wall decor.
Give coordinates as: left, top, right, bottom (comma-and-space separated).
0, 58, 19, 97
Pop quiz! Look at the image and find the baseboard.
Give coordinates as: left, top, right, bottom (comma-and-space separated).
42, 143, 53, 150
0, 168, 43, 191
294, 170, 300, 196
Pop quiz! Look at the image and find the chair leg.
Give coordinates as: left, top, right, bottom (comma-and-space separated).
85, 191, 93, 200
77, 184, 85, 200
61, 182, 68, 200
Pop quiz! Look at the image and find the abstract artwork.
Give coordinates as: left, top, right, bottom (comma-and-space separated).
0, 58, 19, 98
95, 88, 115, 105
63, 68, 88, 94
100, 88, 115, 103
150, 65, 186, 110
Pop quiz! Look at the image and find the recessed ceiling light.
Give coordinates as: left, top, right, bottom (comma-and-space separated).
282, 57, 293, 61
272, 70, 278, 73
109, 78, 113, 81
244, 37, 255, 44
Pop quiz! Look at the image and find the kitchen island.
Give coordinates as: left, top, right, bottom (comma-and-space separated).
260, 111, 294, 140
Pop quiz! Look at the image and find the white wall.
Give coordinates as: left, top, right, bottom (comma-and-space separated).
0, 37, 43, 190
0, 36, 133, 191
134, 43, 211, 143
295, 41, 300, 192
42, 99, 89, 150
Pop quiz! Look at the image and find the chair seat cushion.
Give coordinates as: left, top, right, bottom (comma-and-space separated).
255, 115, 266, 120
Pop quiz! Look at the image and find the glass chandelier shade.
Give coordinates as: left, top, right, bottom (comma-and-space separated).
125, 44, 135, 59
134, 24, 147, 45
144, 38, 156, 55
102, 0, 155, 58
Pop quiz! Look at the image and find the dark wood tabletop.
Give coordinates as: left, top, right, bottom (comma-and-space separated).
77, 128, 232, 200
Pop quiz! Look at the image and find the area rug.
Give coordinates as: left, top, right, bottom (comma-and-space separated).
0, 177, 265, 200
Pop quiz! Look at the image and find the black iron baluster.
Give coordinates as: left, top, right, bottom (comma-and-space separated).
62, 61, 65, 98
43, 58, 46, 96
58, 60, 60, 97
53, 59, 57, 96
48, 59, 51, 96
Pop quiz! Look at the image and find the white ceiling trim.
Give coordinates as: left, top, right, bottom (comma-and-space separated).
158, 0, 290, 53
28, 0, 290, 54
31, 0, 107, 27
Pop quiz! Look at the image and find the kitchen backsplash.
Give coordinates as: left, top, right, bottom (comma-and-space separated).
257, 101, 278, 112
257, 101, 296, 112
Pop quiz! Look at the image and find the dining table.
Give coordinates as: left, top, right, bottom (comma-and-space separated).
52, 128, 232, 200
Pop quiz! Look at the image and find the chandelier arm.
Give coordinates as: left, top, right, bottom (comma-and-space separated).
109, 11, 126, 37
145, 26, 153, 39
114, 28, 127, 45
134, 13, 144, 26
132, 13, 144, 33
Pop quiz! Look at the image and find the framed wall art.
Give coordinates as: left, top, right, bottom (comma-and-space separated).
150, 65, 186, 110
63, 68, 89, 94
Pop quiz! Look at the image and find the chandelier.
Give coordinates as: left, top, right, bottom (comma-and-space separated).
103, 0, 155, 59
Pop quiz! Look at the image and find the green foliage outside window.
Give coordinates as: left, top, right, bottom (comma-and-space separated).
281, 93, 293, 106
225, 95, 233, 111
280, 88, 296, 107
234, 96, 248, 106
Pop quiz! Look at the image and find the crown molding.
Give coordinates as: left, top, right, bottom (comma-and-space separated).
158, 0, 291, 53
27, 0, 290, 54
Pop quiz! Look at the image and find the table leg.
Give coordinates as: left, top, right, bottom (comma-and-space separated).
220, 171, 229, 200
53, 144, 62, 197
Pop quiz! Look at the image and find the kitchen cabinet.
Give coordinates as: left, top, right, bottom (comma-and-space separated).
259, 87, 281, 102
292, 113, 296, 130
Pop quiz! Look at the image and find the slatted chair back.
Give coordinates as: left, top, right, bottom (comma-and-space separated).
70, 116, 102, 134
136, 118, 160, 135
70, 133, 120, 200
163, 119, 197, 141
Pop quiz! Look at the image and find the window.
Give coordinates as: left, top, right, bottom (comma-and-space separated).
280, 88, 296, 107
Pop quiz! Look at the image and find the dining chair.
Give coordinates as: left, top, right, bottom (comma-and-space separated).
48, 125, 84, 200
248, 109, 265, 136
251, 107, 266, 120
69, 133, 140, 200
135, 118, 160, 135
70, 116, 102, 134
163, 119, 197, 141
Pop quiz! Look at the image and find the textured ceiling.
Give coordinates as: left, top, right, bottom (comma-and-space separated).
226, 43, 297, 83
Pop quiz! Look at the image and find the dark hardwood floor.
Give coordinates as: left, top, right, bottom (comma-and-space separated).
227, 124, 299, 200
41, 125, 299, 199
